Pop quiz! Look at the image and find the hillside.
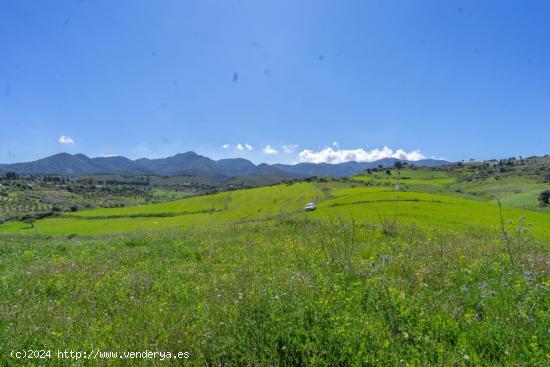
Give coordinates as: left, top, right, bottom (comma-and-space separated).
2, 168, 548, 237
1, 167, 549, 365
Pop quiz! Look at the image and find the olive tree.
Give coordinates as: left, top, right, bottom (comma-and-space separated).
539, 190, 550, 206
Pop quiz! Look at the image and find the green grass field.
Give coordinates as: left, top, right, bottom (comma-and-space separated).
1, 178, 548, 238
351, 168, 456, 187
353, 168, 550, 212
1, 171, 549, 365
451, 175, 550, 210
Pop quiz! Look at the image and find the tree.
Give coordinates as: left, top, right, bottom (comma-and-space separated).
385, 169, 391, 175
21, 215, 35, 229
539, 190, 550, 206
5, 171, 18, 180
393, 161, 403, 170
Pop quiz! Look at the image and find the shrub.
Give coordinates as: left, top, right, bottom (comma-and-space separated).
20, 215, 35, 229
539, 190, 550, 206
5, 171, 18, 180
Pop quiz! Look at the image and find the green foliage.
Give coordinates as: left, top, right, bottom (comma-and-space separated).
0, 165, 549, 365
0, 176, 197, 220
0, 220, 548, 365
20, 214, 35, 229
4, 171, 18, 180
1, 180, 550, 239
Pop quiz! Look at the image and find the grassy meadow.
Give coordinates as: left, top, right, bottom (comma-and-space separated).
0, 168, 549, 365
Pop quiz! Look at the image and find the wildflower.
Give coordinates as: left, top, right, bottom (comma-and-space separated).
489, 290, 497, 297
460, 286, 469, 293
402, 331, 409, 340
380, 255, 390, 263
464, 354, 470, 361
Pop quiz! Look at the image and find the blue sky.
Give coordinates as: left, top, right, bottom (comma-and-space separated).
1, 0, 549, 164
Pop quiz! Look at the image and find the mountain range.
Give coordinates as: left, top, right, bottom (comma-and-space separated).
0, 152, 449, 182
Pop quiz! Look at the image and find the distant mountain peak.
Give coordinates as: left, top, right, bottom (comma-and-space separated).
174, 151, 200, 158
0, 152, 449, 183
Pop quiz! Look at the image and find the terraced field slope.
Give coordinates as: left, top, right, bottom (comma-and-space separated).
1, 172, 549, 238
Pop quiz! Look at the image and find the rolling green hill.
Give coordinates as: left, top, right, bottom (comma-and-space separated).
1, 168, 549, 365
1, 174, 548, 238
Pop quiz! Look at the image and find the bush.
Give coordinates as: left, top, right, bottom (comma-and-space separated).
539, 190, 550, 206
20, 215, 35, 229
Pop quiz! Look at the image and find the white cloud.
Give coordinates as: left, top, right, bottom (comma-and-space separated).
235, 143, 252, 151
333, 141, 339, 148
283, 144, 299, 153
222, 144, 230, 149
262, 145, 278, 154
235, 143, 253, 151
58, 135, 74, 144
298, 146, 426, 164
